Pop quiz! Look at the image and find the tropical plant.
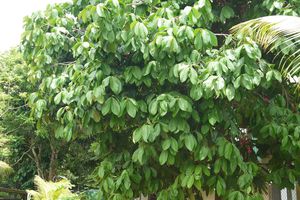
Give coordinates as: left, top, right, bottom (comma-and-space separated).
21, 0, 300, 199
27, 176, 79, 200
231, 15, 300, 82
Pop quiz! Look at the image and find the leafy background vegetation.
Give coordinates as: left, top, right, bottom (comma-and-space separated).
1, 0, 300, 199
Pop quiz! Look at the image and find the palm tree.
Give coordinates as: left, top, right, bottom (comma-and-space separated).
230, 16, 300, 84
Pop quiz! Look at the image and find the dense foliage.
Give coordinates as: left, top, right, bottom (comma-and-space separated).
19, 0, 300, 199
0, 49, 37, 188
0, 50, 95, 191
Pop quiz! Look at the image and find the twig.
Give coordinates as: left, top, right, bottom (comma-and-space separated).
215, 33, 230, 37
53, 61, 76, 66
0, 104, 28, 118
12, 143, 35, 166
3, 121, 29, 135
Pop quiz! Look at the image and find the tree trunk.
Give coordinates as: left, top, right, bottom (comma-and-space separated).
31, 145, 44, 179
270, 185, 281, 200
148, 194, 156, 200
215, 196, 222, 200
188, 189, 196, 200
200, 191, 215, 200
0, 187, 27, 200
296, 185, 300, 200
48, 143, 58, 181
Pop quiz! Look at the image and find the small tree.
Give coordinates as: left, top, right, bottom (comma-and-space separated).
22, 0, 300, 199
0, 49, 95, 188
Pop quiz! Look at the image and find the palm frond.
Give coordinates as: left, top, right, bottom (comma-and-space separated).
230, 15, 300, 80
27, 176, 79, 200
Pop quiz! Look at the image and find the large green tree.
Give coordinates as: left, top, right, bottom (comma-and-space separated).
21, 0, 300, 199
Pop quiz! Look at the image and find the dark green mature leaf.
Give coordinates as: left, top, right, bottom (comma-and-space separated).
126, 98, 137, 118
190, 85, 203, 100
159, 151, 168, 165
185, 134, 197, 151
111, 98, 121, 116
238, 174, 252, 189
225, 85, 235, 101
178, 98, 192, 112
110, 77, 122, 95
220, 6, 234, 21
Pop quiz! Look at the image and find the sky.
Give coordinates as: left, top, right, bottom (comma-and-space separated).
0, 0, 69, 52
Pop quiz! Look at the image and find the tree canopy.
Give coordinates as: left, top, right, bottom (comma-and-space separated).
18, 0, 300, 199
0, 49, 94, 192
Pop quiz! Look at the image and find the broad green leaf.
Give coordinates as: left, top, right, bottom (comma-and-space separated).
55, 126, 64, 138
185, 134, 197, 151
201, 29, 211, 45
159, 150, 168, 165
194, 33, 203, 50
110, 76, 122, 95
241, 74, 253, 90
180, 67, 189, 82
224, 143, 233, 159
238, 174, 252, 189
134, 22, 148, 38
208, 110, 219, 126
162, 139, 171, 150
215, 77, 225, 90
141, 124, 152, 142
189, 67, 198, 84
126, 99, 137, 118
209, 31, 218, 46
187, 175, 194, 188
170, 138, 178, 152
54, 92, 62, 105
199, 146, 209, 160
220, 6, 234, 20
190, 85, 203, 100
133, 128, 142, 143
91, 109, 101, 122
216, 178, 225, 196
178, 98, 192, 112
149, 100, 158, 115
96, 3, 106, 17
111, 98, 121, 116
102, 98, 111, 115
225, 85, 235, 101
214, 159, 222, 174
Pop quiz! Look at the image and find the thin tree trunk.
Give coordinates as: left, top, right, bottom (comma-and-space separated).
271, 185, 281, 200
200, 190, 215, 200
48, 143, 58, 181
215, 196, 222, 200
296, 185, 300, 200
31, 146, 44, 179
188, 189, 196, 200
